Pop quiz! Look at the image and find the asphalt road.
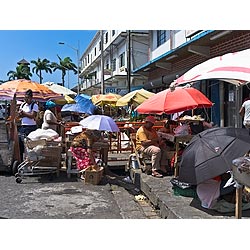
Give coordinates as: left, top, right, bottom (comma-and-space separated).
0, 170, 159, 219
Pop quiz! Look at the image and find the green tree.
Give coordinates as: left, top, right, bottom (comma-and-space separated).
7, 64, 32, 80
51, 55, 77, 87
31, 58, 52, 84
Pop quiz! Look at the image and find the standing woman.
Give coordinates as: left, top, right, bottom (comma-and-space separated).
18, 89, 39, 161
42, 101, 61, 132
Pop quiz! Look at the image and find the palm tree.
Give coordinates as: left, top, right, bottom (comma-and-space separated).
7, 64, 32, 80
51, 55, 77, 87
31, 58, 52, 84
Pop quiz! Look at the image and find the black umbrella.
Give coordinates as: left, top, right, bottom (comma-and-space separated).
177, 127, 250, 185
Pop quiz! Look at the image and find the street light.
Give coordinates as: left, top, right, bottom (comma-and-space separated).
58, 41, 80, 94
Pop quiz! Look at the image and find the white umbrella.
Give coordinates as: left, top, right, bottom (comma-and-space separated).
42, 82, 77, 95
79, 115, 119, 132
173, 48, 250, 87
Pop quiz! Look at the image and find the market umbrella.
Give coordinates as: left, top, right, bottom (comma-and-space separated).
177, 127, 250, 185
91, 93, 122, 106
173, 48, 250, 87
135, 86, 213, 115
116, 88, 155, 106
79, 115, 120, 132
80, 93, 91, 100
0, 79, 62, 102
61, 95, 97, 115
41, 82, 77, 96
52, 94, 76, 105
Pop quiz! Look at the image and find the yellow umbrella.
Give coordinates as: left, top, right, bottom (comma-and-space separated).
91, 93, 122, 106
116, 88, 155, 106
53, 94, 76, 105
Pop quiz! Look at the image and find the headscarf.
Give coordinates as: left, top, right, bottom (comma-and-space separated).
45, 100, 56, 109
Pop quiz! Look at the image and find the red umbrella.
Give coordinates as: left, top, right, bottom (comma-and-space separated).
135, 86, 213, 115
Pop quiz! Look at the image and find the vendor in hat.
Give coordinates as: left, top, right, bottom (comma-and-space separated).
136, 115, 169, 178
42, 101, 61, 132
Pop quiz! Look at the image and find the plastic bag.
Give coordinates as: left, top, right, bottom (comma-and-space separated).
170, 177, 192, 189
173, 124, 189, 136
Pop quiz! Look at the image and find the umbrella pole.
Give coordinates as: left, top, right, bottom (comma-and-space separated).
235, 183, 243, 219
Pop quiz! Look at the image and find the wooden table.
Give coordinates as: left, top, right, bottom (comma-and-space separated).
157, 132, 193, 176
173, 134, 193, 177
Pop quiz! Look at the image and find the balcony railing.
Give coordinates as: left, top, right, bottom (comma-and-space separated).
82, 79, 100, 90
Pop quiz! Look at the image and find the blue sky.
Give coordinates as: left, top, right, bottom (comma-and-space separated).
0, 30, 97, 89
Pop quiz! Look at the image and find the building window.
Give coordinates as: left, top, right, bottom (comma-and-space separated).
119, 52, 125, 67
106, 59, 109, 69
111, 58, 116, 71
105, 32, 108, 44
94, 47, 96, 56
99, 41, 101, 51
87, 54, 89, 63
157, 30, 166, 47
112, 30, 115, 36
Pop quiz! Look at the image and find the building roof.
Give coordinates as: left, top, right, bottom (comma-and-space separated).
17, 58, 30, 65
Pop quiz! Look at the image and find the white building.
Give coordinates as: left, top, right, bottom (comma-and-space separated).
80, 30, 150, 96
79, 30, 250, 127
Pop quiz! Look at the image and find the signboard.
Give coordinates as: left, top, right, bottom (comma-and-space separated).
105, 85, 144, 95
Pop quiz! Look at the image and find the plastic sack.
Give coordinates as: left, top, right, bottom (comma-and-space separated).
173, 124, 189, 136
170, 177, 192, 189
27, 128, 59, 141
120, 132, 130, 149
232, 156, 250, 186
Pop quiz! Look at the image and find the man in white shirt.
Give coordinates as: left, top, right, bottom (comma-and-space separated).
239, 97, 250, 132
18, 89, 39, 161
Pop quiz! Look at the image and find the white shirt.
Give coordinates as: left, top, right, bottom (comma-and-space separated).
242, 100, 250, 123
42, 109, 58, 131
20, 102, 39, 126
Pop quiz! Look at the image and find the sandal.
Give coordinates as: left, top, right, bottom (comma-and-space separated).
151, 171, 163, 178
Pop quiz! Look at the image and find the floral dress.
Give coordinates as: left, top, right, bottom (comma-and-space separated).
70, 146, 92, 171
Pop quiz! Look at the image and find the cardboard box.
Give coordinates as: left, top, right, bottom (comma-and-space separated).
84, 166, 104, 185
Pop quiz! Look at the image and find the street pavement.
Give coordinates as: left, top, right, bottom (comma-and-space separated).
1, 151, 249, 219
0, 170, 160, 219
136, 170, 250, 219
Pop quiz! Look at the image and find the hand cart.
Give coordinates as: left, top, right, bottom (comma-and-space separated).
0, 95, 21, 174
15, 138, 62, 183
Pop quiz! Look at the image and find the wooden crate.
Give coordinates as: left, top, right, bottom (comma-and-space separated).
39, 146, 62, 168
84, 166, 104, 185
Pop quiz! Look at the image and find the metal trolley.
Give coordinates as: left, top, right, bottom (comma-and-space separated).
15, 138, 62, 183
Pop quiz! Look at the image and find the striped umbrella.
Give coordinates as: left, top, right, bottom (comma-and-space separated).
0, 79, 62, 101
173, 48, 250, 87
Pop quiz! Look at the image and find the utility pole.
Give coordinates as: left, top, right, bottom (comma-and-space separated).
101, 30, 105, 94
127, 30, 131, 93
58, 41, 80, 94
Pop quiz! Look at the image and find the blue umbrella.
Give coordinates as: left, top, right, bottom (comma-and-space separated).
80, 93, 91, 100
61, 94, 96, 115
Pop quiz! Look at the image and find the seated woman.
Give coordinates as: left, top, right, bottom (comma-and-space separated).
70, 131, 96, 179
